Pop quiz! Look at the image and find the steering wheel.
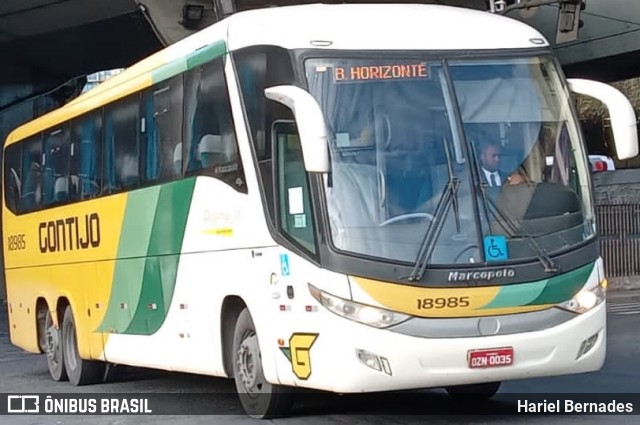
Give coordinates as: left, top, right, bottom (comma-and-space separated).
379, 212, 434, 227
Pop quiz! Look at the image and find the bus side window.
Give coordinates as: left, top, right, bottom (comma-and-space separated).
20, 136, 43, 213
142, 75, 183, 184
4, 143, 22, 214
184, 58, 245, 191
233, 46, 296, 223
71, 112, 102, 201
275, 122, 317, 254
103, 94, 140, 194
42, 126, 71, 206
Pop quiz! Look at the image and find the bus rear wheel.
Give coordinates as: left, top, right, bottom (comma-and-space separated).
232, 308, 292, 418
61, 306, 105, 386
44, 309, 68, 382
446, 381, 501, 402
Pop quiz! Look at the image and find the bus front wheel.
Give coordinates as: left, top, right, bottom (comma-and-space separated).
44, 309, 68, 382
445, 381, 501, 402
232, 308, 292, 418
61, 306, 105, 386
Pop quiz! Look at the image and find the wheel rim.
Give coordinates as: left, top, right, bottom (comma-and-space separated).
63, 320, 78, 371
45, 314, 62, 368
236, 331, 272, 398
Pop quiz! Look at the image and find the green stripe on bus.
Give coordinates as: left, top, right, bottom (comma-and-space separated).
528, 262, 594, 305
152, 60, 188, 85
151, 40, 227, 85
482, 262, 594, 310
97, 187, 162, 333
481, 279, 547, 309
185, 40, 227, 70
126, 178, 196, 335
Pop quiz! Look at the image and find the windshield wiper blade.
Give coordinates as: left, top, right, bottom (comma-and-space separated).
407, 177, 460, 282
468, 141, 558, 274
408, 137, 461, 282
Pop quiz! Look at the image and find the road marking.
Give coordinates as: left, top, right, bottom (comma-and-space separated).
608, 300, 640, 316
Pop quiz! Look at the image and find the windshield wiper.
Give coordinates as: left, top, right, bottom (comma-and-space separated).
408, 138, 460, 282
468, 141, 558, 273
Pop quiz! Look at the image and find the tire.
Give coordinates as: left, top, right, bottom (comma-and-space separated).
61, 306, 105, 386
44, 309, 68, 382
232, 308, 292, 418
446, 381, 501, 402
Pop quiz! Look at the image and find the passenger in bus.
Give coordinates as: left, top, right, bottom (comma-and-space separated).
478, 141, 526, 187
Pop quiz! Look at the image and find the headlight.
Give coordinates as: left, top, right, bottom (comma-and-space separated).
308, 284, 410, 328
558, 280, 607, 314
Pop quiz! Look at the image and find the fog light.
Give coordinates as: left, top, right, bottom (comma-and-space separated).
356, 349, 382, 371
576, 332, 599, 360
356, 349, 392, 375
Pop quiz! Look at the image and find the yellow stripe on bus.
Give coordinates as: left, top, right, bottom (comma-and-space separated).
353, 277, 551, 318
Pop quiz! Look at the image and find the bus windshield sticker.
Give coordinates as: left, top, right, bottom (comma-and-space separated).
288, 187, 304, 215
294, 214, 306, 228
483, 236, 509, 261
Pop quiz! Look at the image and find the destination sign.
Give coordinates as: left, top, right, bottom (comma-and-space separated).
331, 63, 428, 83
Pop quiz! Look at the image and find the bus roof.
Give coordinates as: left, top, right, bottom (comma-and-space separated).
5, 3, 548, 146
226, 3, 548, 51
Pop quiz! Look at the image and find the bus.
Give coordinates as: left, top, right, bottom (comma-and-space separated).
2, 2, 638, 418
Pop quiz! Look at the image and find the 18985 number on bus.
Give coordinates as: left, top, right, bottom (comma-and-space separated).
416, 296, 470, 309
7, 234, 26, 251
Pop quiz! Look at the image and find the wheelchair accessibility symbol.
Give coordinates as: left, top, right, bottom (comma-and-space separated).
483, 236, 508, 261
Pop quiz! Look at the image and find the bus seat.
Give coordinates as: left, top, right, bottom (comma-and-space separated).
198, 134, 229, 168
21, 164, 41, 210
69, 175, 80, 198
10, 168, 21, 195
6, 168, 22, 211
173, 143, 182, 175
54, 177, 69, 202
120, 155, 139, 187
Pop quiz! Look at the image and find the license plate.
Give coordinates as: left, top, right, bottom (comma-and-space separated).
467, 347, 514, 369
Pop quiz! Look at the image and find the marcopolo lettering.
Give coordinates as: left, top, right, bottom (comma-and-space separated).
448, 268, 516, 282
38, 213, 100, 253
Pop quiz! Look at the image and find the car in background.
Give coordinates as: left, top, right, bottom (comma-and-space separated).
545, 154, 616, 173
588, 154, 616, 172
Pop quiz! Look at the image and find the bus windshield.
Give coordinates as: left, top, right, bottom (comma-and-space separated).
304, 55, 594, 266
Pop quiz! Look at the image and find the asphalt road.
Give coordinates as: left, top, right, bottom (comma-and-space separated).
1, 291, 639, 424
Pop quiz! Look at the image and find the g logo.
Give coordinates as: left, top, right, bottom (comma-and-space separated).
280, 333, 318, 380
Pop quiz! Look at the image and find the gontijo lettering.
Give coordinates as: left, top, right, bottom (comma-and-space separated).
333, 63, 428, 82
38, 213, 100, 253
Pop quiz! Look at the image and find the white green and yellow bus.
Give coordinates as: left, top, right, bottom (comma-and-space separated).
2, 2, 638, 418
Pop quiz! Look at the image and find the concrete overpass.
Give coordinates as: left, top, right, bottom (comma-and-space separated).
2, 1, 640, 85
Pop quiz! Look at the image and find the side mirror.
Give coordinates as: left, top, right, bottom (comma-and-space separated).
568, 78, 639, 160
264, 85, 330, 173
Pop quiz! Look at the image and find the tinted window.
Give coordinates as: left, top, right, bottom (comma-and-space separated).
4, 144, 22, 213
71, 112, 103, 200
104, 95, 140, 193
184, 57, 245, 192
142, 76, 184, 184
42, 126, 71, 206
20, 136, 43, 213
